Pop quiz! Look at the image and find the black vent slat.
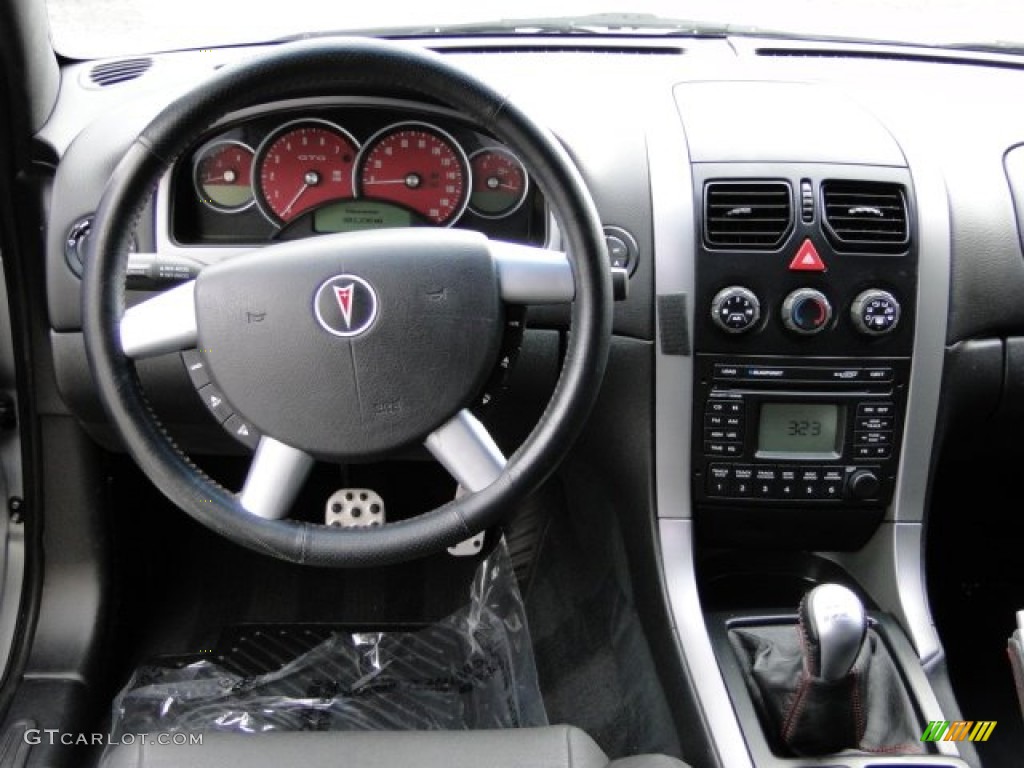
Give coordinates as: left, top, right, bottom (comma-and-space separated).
88, 57, 153, 87
822, 181, 909, 251
704, 181, 792, 249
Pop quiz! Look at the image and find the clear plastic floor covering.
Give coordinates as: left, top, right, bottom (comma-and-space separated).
111, 541, 548, 735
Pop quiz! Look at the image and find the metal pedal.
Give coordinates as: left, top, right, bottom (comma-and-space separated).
325, 489, 385, 528
448, 485, 486, 557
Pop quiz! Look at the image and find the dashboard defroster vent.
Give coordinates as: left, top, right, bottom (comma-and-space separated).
704, 181, 793, 250
821, 181, 909, 252
87, 57, 153, 87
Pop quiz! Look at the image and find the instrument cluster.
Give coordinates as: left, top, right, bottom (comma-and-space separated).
171, 104, 545, 247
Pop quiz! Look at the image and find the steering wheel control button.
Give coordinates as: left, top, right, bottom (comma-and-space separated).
314, 274, 379, 338
851, 289, 901, 335
782, 288, 833, 335
181, 349, 211, 388
711, 286, 761, 334
224, 414, 261, 450
788, 238, 827, 271
198, 384, 233, 424
602, 226, 639, 274
325, 489, 385, 528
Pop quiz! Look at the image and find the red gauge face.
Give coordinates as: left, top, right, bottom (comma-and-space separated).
355, 124, 469, 226
256, 121, 359, 224
194, 141, 255, 212
469, 147, 528, 218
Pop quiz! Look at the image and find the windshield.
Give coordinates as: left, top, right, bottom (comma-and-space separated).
47, 0, 1024, 59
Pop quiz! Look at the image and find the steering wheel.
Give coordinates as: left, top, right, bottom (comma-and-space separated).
82, 38, 612, 567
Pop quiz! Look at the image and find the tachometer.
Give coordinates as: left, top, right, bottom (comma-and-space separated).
194, 140, 255, 213
355, 122, 469, 226
254, 119, 359, 224
468, 147, 528, 218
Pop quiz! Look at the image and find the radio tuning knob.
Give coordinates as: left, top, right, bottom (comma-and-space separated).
781, 288, 832, 335
847, 469, 881, 500
711, 286, 761, 334
851, 289, 901, 336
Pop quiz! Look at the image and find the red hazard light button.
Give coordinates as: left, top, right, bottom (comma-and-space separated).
789, 239, 826, 272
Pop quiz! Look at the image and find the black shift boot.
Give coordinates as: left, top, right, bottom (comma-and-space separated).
729, 585, 925, 757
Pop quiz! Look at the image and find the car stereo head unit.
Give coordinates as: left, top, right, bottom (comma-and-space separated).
693, 355, 908, 508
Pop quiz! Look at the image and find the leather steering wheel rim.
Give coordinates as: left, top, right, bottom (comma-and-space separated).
82, 38, 612, 567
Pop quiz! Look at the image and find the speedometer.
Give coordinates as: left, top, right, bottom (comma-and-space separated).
354, 122, 469, 226
254, 119, 359, 224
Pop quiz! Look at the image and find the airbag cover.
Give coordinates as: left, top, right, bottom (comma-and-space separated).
195, 228, 502, 458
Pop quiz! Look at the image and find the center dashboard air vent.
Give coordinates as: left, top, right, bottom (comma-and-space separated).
821, 180, 909, 252
704, 181, 793, 250
86, 57, 153, 87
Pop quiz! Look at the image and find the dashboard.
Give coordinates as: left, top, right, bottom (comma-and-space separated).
39, 37, 1024, 471
25, 29, 1024, 768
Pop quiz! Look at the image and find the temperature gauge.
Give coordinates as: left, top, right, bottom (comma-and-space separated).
194, 140, 255, 213
468, 147, 528, 218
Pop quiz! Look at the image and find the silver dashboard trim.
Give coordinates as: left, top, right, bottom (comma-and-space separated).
650, 84, 753, 768
827, 137, 951, 664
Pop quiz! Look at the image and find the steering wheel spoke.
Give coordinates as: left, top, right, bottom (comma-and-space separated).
490, 241, 574, 304
120, 280, 198, 358
425, 409, 506, 493
238, 437, 315, 520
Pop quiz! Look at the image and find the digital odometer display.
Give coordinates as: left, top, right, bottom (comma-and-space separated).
313, 201, 414, 233
757, 403, 842, 458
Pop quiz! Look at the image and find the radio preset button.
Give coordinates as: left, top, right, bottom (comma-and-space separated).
707, 465, 732, 496
730, 466, 754, 497
754, 467, 778, 497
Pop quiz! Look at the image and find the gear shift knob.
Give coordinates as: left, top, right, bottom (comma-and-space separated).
799, 583, 867, 681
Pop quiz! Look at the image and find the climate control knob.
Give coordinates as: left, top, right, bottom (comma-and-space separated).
711, 286, 761, 334
851, 290, 901, 336
782, 288, 832, 335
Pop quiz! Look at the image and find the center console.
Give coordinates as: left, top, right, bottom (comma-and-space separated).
650, 80, 972, 768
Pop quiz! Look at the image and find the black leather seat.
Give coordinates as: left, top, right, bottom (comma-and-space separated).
99, 726, 690, 768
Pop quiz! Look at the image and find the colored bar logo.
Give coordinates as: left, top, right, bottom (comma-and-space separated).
921, 720, 997, 742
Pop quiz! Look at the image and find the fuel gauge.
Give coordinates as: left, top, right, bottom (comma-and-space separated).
468, 147, 528, 219
194, 140, 255, 213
